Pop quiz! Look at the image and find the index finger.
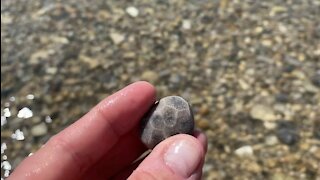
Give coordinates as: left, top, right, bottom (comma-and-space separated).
9, 81, 156, 180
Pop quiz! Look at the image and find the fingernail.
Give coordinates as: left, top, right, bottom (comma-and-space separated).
164, 140, 201, 178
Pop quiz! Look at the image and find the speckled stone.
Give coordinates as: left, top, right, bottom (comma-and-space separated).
140, 96, 194, 149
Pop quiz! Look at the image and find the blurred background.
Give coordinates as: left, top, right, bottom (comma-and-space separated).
1, 0, 320, 179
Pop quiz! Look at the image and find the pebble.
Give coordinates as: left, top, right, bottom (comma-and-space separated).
169, 74, 181, 83
3, 108, 11, 118
126, 6, 139, 17
261, 39, 272, 47
304, 81, 318, 93
31, 117, 41, 124
265, 135, 279, 146
17, 107, 33, 119
197, 119, 210, 130
263, 121, 277, 130
182, 20, 191, 30
2, 161, 11, 170
311, 74, 320, 87
140, 96, 194, 149
11, 129, 25, 141
141, 70, 159, 83
276, 127, 299, 146
250, 105, 277, 121
79, 55, 100, 69
45, 116, 52, 123
234, 145, 254, 157
26, 94, 35, 100
199, 104, 210, 115
271, 173, 294, 180
275, 93, 289, 103
31, 123, 48, 137
1, 143, 7, 154
1, 14, 13, 24
254, 26, 263, 34
1, 116, 7, 126
110, 32, 125, 45
246, 162, 261, 173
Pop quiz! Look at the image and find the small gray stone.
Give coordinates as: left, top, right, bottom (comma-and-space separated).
276, 128, 299, 145
311, 74, 320, 87
276, 121, 299, 145
140, 96, 194, 149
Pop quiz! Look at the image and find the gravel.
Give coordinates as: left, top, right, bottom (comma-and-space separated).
1, 0, 320, 179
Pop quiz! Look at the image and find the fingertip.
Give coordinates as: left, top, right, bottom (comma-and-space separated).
161, 134, 206, 160
132, 81, 155, 89
160, 134, 204, 152
130, 81, 156, 99
161, 134, 205, 178
130, 134, 205, 179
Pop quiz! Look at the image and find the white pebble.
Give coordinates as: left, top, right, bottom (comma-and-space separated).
265, 135, 278, 146
26, 94, 35, 100
234, 145, 254, 157
4, 170, 10, 177
17, 107, 33, 119
3, 155, 7, 160
263, 121, 277, 130
31, 123, 48, 137
1, 116, 7, 126
45, 116, 52, 123
1, 161, 11, 170
110, 32, 125, 45
250, 105, 277, 121
182, 20, 191, 30
126, 6, 139, 17
3, 108, 11, 117
4, 102, 10, 107
9, 96, 15, 102
1, 143, 7, 154
11, 129, 25, 141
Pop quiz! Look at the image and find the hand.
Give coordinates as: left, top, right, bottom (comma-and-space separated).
9, 81, 207, 180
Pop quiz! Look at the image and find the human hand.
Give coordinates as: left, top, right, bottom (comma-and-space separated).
9, 81, 207, 180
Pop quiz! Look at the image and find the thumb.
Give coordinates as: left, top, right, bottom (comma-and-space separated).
128, 134, 206, 180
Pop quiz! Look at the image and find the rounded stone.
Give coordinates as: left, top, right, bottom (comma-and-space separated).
140, 96, 194, 149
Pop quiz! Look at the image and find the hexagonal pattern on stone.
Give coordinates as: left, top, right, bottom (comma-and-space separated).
140, 96, 194, 149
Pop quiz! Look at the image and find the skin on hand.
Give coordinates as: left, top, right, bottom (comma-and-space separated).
8, 81, 207, 180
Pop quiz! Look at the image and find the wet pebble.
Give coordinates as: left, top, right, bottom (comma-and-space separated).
141, 70, 159, 83
275, 93, 290, 103
311, 74, 320, 87
126, 6, 139, 17
140, 96, 194, 149
250, 105, 277, 121
276, 125, 299, 146
31, 123, 48, 137
234, 145, 254, 157
110, 32, 125, 45
17, 107, 33, 119
197, 119, 210, 130
265, 135, 279, 146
